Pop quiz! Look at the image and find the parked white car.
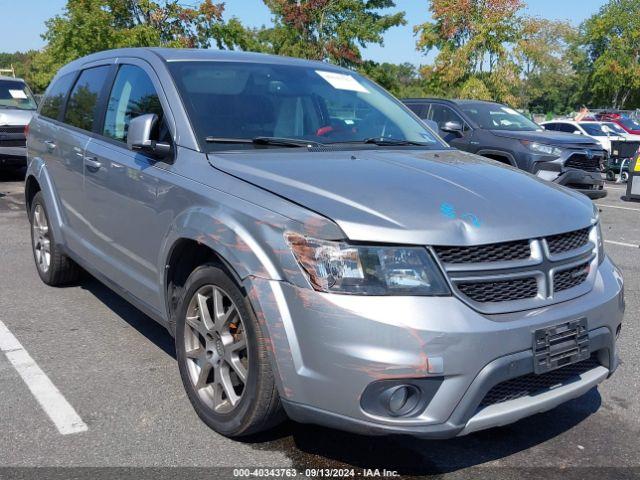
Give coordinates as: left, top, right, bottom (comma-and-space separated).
541, 120, 627, 154
599, 121, 640, 142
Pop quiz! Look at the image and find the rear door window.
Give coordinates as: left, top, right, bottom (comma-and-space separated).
406, 103, 429, 119
40, 73, 76, 120
102, 65, 166, 143
63, 66, 110, 132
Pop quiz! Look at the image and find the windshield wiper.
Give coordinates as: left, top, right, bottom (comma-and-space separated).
205, 136, 325, 148
362, 137, 432, 146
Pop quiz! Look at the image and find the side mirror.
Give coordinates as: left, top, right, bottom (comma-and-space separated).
441, 120, 463, 135
127, 114, 172, 160
573, 130, 582, 135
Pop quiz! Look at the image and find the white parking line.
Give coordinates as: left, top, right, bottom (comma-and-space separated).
0, 320, 88, 435
596, 203, 640, 212
605, 239, 640, 249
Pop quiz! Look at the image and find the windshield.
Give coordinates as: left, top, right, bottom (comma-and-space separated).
580, 123, 608, 136
0, 79, 37, 110
603, 122, 628, 135
168, 61, 444, 150
618, 116, 640, 130
459, 103, 541, 131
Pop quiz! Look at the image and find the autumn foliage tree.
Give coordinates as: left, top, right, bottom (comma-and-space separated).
259, 0, 406, 67
414, 0, 523, 101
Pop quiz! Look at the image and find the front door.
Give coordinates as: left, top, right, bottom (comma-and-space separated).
82, 62, 175, 314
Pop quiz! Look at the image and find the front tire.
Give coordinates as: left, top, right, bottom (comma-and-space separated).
175, 264, 285, 437
621, 171, 629, 182
29, 192, 81, 286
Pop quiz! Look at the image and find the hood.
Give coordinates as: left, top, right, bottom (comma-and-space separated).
490, 129, 603, 149
209, 149, 595, 246
0, 109, 35, 126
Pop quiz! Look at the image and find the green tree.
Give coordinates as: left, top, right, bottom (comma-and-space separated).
574, 0, 640, 108
514, 18, 578, 111
359, 61, 430, 97
259, 0, 406, 67
30, 0, 252, 91
415, 0, 523, 102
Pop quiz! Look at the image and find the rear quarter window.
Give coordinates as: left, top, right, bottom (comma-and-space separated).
40, 73, 76, 120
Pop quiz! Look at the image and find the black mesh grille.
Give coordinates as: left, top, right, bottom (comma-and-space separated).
434, 240, 530, 264
457, 277, 538, 303
480, 356, 600, 407
565, 153, 601, 172
0, 126, 24, 134
554, 263, 590, 292
547, 228, 590, 254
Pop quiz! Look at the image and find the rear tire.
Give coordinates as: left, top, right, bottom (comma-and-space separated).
621, 171, 629, 182
175, 264, 285, 437
29, 192, 81, 286
606, 170, 616, 181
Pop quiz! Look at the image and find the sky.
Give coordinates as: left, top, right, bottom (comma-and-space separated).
0, 0, 607, 65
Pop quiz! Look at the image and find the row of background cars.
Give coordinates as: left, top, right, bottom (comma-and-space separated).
1, 72, 638, 199
403, 99, 640, 199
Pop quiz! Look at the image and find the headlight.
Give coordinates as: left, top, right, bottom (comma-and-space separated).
285, 233, 450, 296
522, 140, 562, 157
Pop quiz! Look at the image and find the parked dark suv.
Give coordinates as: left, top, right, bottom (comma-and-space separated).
403, 99, 607, 199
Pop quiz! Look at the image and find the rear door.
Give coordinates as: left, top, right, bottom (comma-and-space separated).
53, 65, 112, 256
82, 60, 175, 313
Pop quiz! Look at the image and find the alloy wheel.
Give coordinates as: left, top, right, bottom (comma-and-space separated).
32, 204, 51, 273
183, 285, 249, 414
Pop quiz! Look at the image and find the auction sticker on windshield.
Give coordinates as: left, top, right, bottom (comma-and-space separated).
9, 89, 27, 99
316, 70, 369, 93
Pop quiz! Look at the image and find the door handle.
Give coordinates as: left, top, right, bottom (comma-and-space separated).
84, 157, 102, 172
44, 140, 56, 150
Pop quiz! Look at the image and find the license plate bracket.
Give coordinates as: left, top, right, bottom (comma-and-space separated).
533, 318, 590, 374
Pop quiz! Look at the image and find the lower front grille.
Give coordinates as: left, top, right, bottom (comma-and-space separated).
480, 356, 601, 407
457, 277, 538, 303
565, 154, 601, 172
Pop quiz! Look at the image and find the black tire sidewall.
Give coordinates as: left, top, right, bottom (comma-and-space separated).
175, 265, 263, 436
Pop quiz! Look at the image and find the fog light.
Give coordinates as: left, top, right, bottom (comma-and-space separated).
386, 385, 420, 416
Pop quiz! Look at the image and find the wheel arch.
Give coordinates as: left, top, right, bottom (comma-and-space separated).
24, 174, 41, 219
476, 149, 517, 167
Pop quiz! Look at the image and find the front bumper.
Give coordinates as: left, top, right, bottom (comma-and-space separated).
0, 146, 27, 168
530, 152, 607, 199
245, 256, 624, 438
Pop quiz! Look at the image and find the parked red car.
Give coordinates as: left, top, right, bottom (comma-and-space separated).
595, 112, 640, 135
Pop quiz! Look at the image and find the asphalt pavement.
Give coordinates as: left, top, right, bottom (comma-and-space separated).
0, 169, 638, 479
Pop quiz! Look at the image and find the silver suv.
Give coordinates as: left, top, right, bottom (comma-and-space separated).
25, 48, 624, 439
0, 76, 37, 170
